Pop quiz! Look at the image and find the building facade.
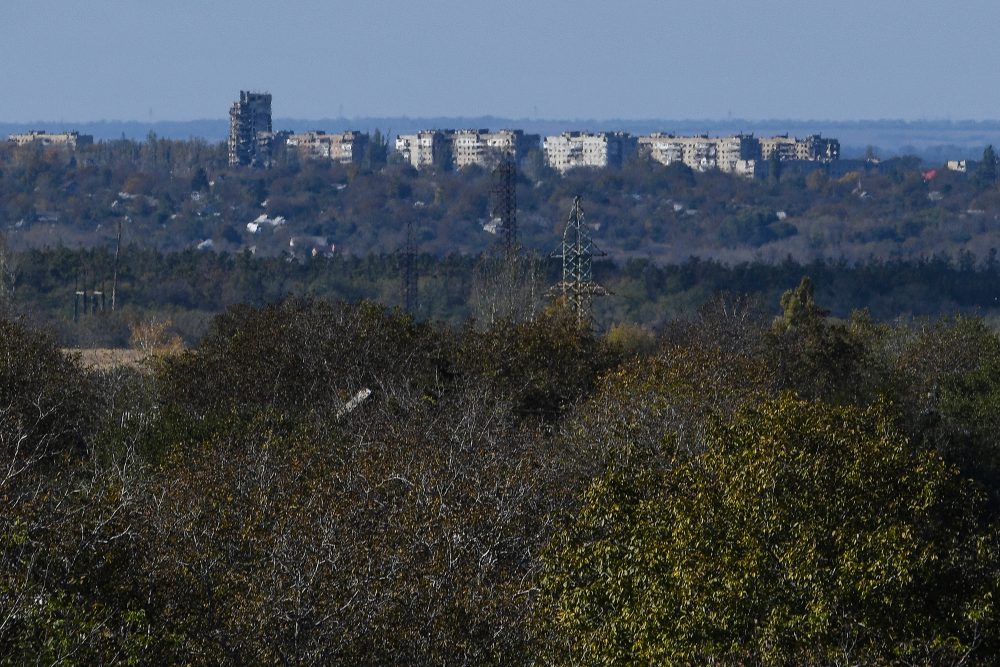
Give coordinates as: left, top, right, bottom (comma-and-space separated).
638, 133, 760, 172
395, 130, 452, 170
638, 132, 837, 177
543, 132, 637, 173
759, 134, 839, 162
8, 131, 93, 149
228, 91, 273, 167
450, 129, 539, 168
286, 130, 369, 164
396, 129, 540, 170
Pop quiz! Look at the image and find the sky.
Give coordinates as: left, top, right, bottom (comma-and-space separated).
2, 0, 998, 122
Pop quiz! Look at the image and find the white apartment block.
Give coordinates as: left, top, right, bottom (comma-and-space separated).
543, 132, 638, 173
639, 133, 759, 173
451, 129, 539, 168
8, 130, 93, 149
639, 133, 839, 176
286, 130, 368, 164
397, 129, 540, 170
395, 130, 450, 169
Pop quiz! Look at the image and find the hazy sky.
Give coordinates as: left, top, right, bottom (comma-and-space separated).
2, 0, 997, 122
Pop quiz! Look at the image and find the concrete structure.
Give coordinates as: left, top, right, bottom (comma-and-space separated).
759, 134, 839, 162
228, 91, 273, 167
543, 132, 637, 173
947, 160, 971, 173
396, 128, 539, 170
8, 131, 93, 149
286, 131, 368, 164
451, 129, 539, 168
638, 133, 759, 173
638, 132, 837, 177
395, 130, 451, 169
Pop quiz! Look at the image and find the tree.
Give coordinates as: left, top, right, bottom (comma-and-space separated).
768, 150, 782, 184
189, 166, 209, 192
769, 277, 875, 405
0, 231, 14, 314
364, 128, 389, 170
541, 396, 999, 665
976, 145, 998, 189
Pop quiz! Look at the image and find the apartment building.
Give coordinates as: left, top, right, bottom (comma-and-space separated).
395, 130, 452, 169
286, 130, 369, 164
543, 132, 637, 173
8, 131, 93, 149
638, 132, 837, 176
397, 129, 540, 170
228, 91, 273, 167
759, 134, 839, 162
638, 133, 759, 172
451, 129, 539, 168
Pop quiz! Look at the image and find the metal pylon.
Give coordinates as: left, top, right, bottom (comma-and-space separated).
400, 220, 418, 313
490, 159, 518, 254
549, 196, 607, 328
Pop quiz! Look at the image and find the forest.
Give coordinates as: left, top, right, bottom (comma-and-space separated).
3, 136, 1000, 266
6, 245, 1000, 347
6, 134, 1000, 665
4, 281, 1000, 664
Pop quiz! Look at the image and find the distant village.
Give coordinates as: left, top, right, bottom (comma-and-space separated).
7, 91, 979, 180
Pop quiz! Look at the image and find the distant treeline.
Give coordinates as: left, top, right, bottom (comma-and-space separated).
7, 246, 1000, 347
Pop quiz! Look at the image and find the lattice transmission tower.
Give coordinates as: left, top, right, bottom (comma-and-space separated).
490, 159, 518, 254
549, 196, 607, 328
400, 219, 418, 313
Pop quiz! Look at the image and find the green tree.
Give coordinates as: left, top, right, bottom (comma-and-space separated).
364, 128, 389, 170
189, 166, 209, 192
976, 145, 998, 189
769, 277, 877, 405
541, 396, 998, 665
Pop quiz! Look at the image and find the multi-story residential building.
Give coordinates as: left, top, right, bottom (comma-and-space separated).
638, 133, 760, 173
543, 132, 637, 173
286, 130, 369, 164
759, 134, 839, 162
395, 130, 452, 169
451, 129, 540, 168
396, 129, 540, 170
228, 91, 273, 167
7, 130, 93, 149
758, 135, 799, 162
716, 134, 762, 171
800, 134, 840, 161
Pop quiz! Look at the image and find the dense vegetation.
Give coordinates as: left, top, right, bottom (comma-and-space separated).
5, 283, 1000, 664
7, 245, 1000, 347
4, 137, 1000, 264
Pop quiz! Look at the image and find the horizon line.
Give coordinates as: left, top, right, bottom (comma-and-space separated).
4, 116, 1000, 125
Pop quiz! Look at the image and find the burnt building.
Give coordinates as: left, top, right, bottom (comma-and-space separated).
228, 91, 273, 167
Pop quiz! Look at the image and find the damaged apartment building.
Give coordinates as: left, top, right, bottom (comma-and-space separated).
228, 91, 273, 167
637, 132, 840, 177
395, 129, 540, 170
285, 130, 369, 164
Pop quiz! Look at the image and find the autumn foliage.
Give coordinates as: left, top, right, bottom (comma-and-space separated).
3, 287, 1000, 665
